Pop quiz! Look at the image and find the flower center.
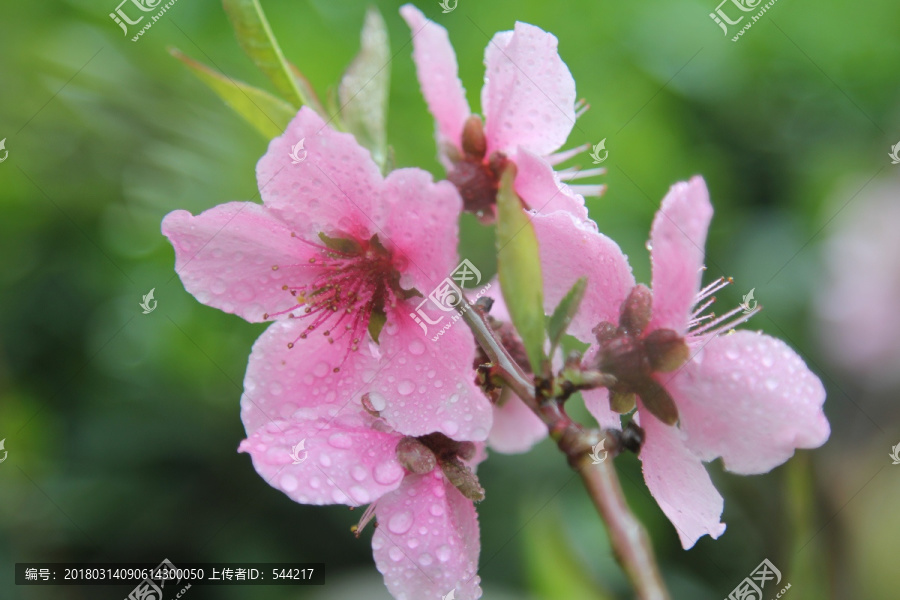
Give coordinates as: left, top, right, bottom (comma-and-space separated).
266, 233, 417, 370
446, 115, 509, 222
590, 285, 689, 425
395, 433, 483, 501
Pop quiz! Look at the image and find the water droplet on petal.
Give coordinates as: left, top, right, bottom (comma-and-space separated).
328, 433, 353, 449
430, 504, 444, 517
313, 362, 329, 377
765, 378, 778, 391
398, 380, 415, 396
374, 461, 404, 485
725, 349, 740, 360
349, 485, 370, 504
388, 547, 404, 562
436, 545, 452, 562
388, 510, 413, 535
442, 420, 459, 436
281, 474, 298, 492
368, 392, 387, 411
351, 465, 367, 482
419, 553, 433, 567
645, 239, 653, 251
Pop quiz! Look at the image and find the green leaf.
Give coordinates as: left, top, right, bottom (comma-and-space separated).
495, 165, 546, 373
338, 6, 390, 170
368, 306, 387, 344
317, 232, 362, 255
170, 48, 296, 139
547, 276, 587, 354
222, 0, 324, 114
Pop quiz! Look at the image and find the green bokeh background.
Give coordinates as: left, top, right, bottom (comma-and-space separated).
1, 0, 899, 598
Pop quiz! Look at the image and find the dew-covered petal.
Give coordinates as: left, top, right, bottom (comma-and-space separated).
240, 320, 381, 434
481, 22, 576, 157
665, 331, 830, 475
256, 106, 385, 240
514, 147, 588, 221
532, 211, 635, 344
162, 202, 318, 323
400, 4, 470, 155
238, 416, 404, 507
636, 410, 726, 549
379, 167, 463, 293
372, 471, 482, 600
488, 393, 547, 454
648, 176, 713, 335
369, 313, 493, 442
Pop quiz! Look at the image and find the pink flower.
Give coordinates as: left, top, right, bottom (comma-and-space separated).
400, 5, 602, 222
239, 321, 483, 600
575, 177, 830, 548
162, 107, 492, 441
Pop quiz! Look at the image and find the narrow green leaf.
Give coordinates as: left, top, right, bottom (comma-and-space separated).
318, 232, 362, 255
170, 48, 295, 139
222, 0, 324, 113
547, 277, 587, 354
368, 306, 387, 344
495, 165, 546, 373
338, 6, 390, 169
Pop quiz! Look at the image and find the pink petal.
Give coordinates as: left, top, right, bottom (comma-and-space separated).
532, 211, 635, 344
370, 313, 493, 442
400, 4, 471, 155
648, 176, 713, 334
238, 416, 405, 506
481, 23, 576, 157
636, 410, 726, 549
514, 147, 588, 220
488, 394, 547, 454
379, 168, 462, 292
373, 471, 482, 600
239, 320, 380, 435
162, 202, 317, 323
256, 106, 385, 240
665, 331, 830, 475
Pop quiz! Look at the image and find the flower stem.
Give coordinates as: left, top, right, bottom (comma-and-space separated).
460, 301, 671, 600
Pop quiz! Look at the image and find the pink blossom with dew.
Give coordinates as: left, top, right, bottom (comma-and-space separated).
400, 5, 602, 223
162, 107, 492, 441
572, 177, 829, 548
239, 321, 484, 600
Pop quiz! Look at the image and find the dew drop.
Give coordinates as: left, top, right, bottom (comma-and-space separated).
389, 547, 404, 562
328, 433, 353, 449
409, 340, 426, 355
442, 420, 459, 436
436, 545, 452, 562
368, 392, 387, 411
349, 485, 370, 504
388, 511, 414, 535
374, 461, 404, 485
280, 474, 298, 492
319, 454, 332, 467
725, 349, 740, 360
419, 553, 433, 567
313, 362, 329, 377
351, 465, 367, 482
398, 380, 415, 396
430, 504, 444, 517
765, 378, 778, 391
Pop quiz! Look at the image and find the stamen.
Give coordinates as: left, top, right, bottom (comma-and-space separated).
575, 98, 590, 120
696, 276, 732, 303
567, 183, 606, 198
352, 502, 379, 538
557, 166, 607, 181
546, 143, 590, 166
692, 304, 761, 337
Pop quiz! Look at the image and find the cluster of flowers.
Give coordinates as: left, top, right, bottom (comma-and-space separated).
162, 6, 829, 599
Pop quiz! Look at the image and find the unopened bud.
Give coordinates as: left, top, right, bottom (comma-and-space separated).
461, 115, 487, 158
619, 285, 653, 336
644, 328, 690, 372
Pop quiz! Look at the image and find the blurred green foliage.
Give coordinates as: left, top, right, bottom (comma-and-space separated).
1, 0, 899, 598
